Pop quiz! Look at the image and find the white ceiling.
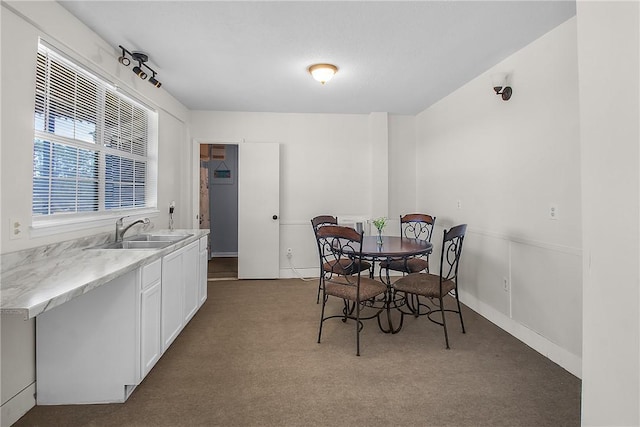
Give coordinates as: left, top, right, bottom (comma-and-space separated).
59, 1, 576, 115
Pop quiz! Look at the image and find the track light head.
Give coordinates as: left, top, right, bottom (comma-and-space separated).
148, 76, 162, 88
132, 64, 147, 80
118, 56, 130, 66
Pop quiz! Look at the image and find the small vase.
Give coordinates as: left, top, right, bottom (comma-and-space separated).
376, 229, 383, 245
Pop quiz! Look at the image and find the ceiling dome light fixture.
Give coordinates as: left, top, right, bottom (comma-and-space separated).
308, 63, 338, 85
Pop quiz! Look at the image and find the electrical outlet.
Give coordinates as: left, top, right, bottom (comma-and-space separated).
9, 217, 24, 240
503, 277, 509, 292
457, 200, 462, 210
286, 248, 293, 258
549, 204, 558, 220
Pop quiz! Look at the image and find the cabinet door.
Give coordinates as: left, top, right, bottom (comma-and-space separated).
140, 280, 162, 377
199, 249, 208, 306
183, 241, 200, 323
162, 249, 183, 352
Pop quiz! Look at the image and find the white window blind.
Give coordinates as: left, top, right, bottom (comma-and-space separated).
32, 42, 157, 222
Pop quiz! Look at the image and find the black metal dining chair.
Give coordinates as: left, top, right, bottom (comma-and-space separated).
316, 225, 386, 356
379, 213, 436, 278
311, 215, 371, 303
392, 223, 467, 349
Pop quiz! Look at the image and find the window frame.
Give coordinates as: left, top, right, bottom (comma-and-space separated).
31, 40, 159, 236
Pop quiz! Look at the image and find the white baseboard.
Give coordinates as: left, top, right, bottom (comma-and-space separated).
1, 382, 35, 427
458, 289, 582, 378
279, 267, 317, 280
211, 252, 237, 257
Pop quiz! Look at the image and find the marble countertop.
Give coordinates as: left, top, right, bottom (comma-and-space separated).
0, 229, 209, 320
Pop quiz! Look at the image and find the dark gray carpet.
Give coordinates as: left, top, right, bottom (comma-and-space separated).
15, 279, 581, 426
208, 257, 237, 279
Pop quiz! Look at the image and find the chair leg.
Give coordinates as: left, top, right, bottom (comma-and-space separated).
356, 299, 361, 356
316, 273, 323, 304
403, 293, 421, 317
318, 293, 327, 344
342, 299, 353, 321
440, 295, 450, 349
454, 288, 466, 333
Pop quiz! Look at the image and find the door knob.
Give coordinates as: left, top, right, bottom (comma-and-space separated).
272, 215, 278, 220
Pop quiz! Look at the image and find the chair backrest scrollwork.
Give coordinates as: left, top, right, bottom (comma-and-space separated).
311, 215, 338, 268
439, 224, 467, 282
316, 225, 364, 284
400, 213, 436, 242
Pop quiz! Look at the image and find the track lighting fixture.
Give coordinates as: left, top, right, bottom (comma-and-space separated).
118, 45, 162, 88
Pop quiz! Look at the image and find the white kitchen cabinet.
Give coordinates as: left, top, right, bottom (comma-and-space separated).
161, 249, 183, 352
161, 240, 199, 352
34, 234, 207, 405
36, 270, 140, 404
182, 242, 199, 324
140, 260, 162, 378
198, 236, 208, 306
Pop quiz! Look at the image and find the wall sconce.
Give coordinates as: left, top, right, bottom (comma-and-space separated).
118, 45, 162, 88
308, 63, 338, 85
491, 72, 512, 101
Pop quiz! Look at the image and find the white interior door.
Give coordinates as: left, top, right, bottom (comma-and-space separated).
238, 142, 280, 279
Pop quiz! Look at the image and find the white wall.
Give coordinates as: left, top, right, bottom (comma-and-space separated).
189, 111, 409, 276
414, 18, 582, 376
388, 115, 417, 220
189, 111, 418, 276
0, 2, 191, 425
369, 112, 389, 219
577, 1, 640, 425
157, 109, 192, 230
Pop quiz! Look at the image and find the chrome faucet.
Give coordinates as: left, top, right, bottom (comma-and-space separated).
115, 217, 150, 242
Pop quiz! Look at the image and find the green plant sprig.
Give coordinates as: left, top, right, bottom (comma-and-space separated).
373, 217, 387, 231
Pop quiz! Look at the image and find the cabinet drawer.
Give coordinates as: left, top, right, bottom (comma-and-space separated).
141, 259, 162, 289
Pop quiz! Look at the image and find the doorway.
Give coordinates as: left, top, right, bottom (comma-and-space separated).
199, 144, 238, 279
193, 139, 280, 279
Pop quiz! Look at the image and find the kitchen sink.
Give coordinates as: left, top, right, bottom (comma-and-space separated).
88, 233, 193, 250
129, 233, 194, 242
90, 240, 173, 250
